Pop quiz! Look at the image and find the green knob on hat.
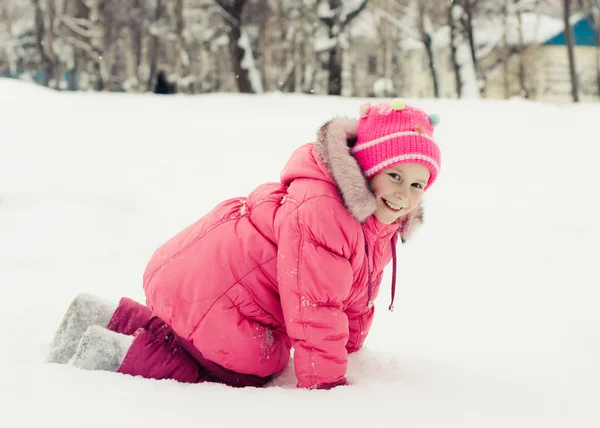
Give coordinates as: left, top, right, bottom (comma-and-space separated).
429, 113, 440, 127
391, 99, 406, 110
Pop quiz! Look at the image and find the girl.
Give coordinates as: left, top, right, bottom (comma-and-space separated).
46, 99, 441, 389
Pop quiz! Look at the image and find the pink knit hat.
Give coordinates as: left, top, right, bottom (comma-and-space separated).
351, 99, 441, 188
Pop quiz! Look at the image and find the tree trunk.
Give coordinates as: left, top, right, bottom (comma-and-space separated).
592, 6, 600, 98
257, 1, 269, 91
147, 0, 164, 91
516, 3, 528, 98
380, 0, 393, 97
422, 33, 440, 98
174, 0, 191, 92
449, 1, 463, 97
216, 0, 253, 93
463, 0, 480, 93
418, 2, 439, 98
276, 0, 287, 91
32, 0, 55, 87
597, 40, 600, 98
502, 0, 510, 98
47, 0, 61, 88
69, 54, 79, 90
327, 44, 342, 95
323, 0, 368, 96
67, 0, 89, 91
89, 0, 109, 91
327, 0, 342, 95
132, 0, 143, 91
564, 0, 580, 102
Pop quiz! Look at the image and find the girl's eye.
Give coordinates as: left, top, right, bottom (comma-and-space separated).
411, 183, 423, 189
389, 173, 401, 180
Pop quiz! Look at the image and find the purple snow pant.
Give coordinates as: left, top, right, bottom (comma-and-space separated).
106, 297, 271, 387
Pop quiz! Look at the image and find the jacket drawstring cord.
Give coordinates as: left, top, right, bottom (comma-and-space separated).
389, 233, 398, 311
366, 232, 399, 312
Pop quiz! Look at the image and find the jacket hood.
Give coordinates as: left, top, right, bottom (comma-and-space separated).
281, 117, 424, 242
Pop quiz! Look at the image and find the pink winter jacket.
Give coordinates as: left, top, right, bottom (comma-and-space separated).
142, 117, 423, 389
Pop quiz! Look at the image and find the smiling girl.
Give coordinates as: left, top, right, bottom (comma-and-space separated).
47, 99, 442, 390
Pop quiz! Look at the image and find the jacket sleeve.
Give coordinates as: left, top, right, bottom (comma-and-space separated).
277, 197, 356, 389
345, 300, 374, 354
345, 267, 386, 353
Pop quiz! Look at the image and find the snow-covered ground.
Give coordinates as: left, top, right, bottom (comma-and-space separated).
1, 78, 598, 427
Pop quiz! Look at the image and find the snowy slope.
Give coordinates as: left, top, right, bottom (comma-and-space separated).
1, 78, 598, 427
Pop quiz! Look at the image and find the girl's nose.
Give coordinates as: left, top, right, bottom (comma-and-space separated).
395, 186, 410, 206
395, 188, 408, 200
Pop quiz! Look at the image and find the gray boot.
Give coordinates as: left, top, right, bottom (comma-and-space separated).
70, 325, 134, 372
46, 293, 117, 364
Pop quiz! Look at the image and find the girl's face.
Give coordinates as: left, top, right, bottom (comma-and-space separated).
369, 163, 430, 225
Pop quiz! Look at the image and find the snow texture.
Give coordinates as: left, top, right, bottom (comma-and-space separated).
372, 77, 394, 97
1, 78, 599, 428
314, 36, 338, 53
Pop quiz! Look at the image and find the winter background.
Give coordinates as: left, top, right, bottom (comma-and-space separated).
1, 77, 599, 427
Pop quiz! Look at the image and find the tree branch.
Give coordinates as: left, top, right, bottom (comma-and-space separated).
341, 0, 369, 26
213, 1, 240, 27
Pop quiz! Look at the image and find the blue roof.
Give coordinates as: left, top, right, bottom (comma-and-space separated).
544, 15, 597, 46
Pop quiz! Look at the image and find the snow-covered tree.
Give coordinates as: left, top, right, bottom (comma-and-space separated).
0, 1, 36, 77
416, 0, 440, 97
317, 0, 368, 95
589, 0, 600, 97
563, 0, 580, 101
213, 0, 263, 93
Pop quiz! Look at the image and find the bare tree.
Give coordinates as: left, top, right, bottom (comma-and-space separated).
56, 0, 109, 90
449, 0, 463, 97
589, 0, 600, 97
173, 0, 191, 92
265, 0, 319, 93
146, 0, 165, 91
31, 0, 57, 87
564, 0, 580, 101
501, 0, 511, 98
126, 0, 145, 92
214, 0, 256, 93
498, 0, 530, 99
456, 0, 483, 93
417, 0, 440, 97
318, 0, 368, 95
372, 0, 443, 98
0, 1, 36, 77
62, 0, 90, 91
515, 0, 528, 98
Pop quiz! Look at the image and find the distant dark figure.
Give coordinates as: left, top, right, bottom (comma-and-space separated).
154, 71, 175, 94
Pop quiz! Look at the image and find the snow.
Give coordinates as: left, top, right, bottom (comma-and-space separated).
372, 77, 394, 97
314, 36, 338, 53
455, 42, 480, 98
1, 77, 599, 427
317, 1, 334, 20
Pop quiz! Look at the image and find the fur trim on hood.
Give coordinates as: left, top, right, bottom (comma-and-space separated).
314, 117, 424, 243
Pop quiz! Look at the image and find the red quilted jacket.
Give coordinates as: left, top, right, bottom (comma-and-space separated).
143, 117, 423, 388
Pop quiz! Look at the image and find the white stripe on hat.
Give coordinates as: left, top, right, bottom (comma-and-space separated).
363, 154, 440, 177
350, 131, 435, 154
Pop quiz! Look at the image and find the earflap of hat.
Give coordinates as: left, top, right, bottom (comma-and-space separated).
314, 117, 377, 223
